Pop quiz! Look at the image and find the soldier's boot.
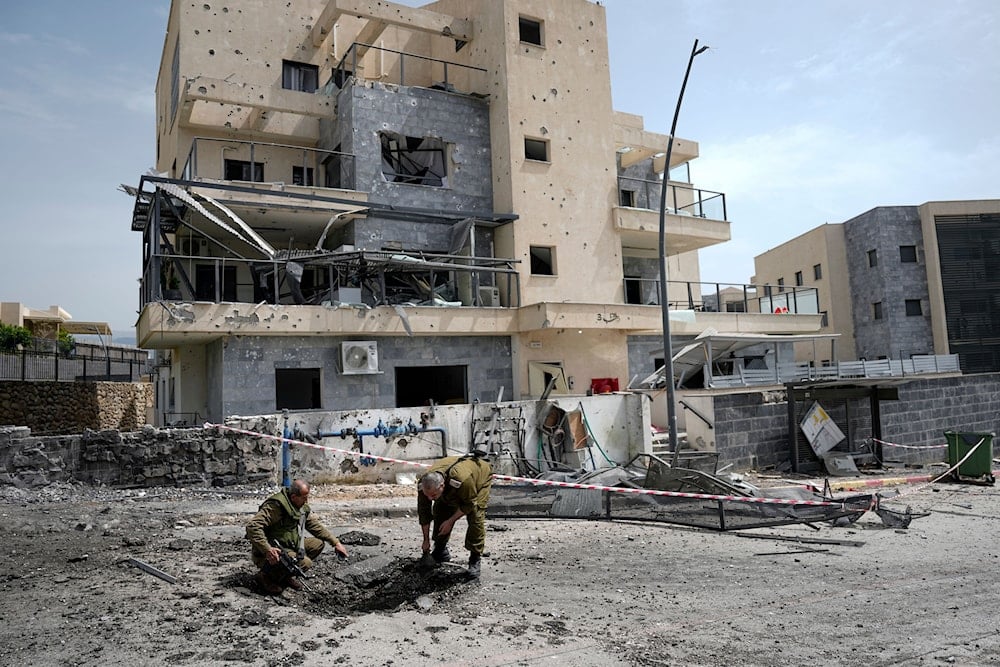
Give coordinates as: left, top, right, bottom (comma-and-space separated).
431, 539, 451, 564
467, 553, 481, 579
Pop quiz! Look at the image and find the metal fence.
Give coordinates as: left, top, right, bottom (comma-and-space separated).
0, 349, 149, 382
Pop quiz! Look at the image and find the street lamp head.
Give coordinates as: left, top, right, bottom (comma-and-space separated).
694, 45, 710, 56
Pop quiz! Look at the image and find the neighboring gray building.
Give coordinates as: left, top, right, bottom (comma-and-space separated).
755, 200, 1000, 374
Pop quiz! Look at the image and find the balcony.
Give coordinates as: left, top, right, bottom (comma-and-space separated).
615, 178, 730, 255
181, 137, 357, 192
330, 42, 489, 97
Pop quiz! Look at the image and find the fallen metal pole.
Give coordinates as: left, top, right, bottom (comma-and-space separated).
127, 557, 178, 584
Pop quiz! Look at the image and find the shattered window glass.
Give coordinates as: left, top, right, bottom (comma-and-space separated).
379, 132, 446, 187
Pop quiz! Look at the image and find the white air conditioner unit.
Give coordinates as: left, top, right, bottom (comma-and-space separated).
341, 341, 379, 374
478, 286, 501, 307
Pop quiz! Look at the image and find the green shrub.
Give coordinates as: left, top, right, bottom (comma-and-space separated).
0, 323, 32, 352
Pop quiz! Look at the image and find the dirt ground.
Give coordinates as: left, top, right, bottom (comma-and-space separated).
2, 475, 1000, 667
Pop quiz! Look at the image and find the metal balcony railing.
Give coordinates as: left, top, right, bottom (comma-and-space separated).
330, 42, 488, 95
617, 176, 727, 221
708, 355, 961, 388
623, 279, 818, 315
181, 137, 357, 190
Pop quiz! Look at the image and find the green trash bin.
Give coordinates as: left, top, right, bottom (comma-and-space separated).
943, 431, 995, 485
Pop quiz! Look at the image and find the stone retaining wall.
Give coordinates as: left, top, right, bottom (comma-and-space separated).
0, 381, 153, 435
0, 420, 278, 488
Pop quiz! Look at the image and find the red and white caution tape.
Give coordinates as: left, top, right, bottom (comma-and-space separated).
209, 423, 849, 508
872, 437, 947, 450
208, 422, 434, 468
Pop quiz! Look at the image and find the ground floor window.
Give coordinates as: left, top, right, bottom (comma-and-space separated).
275, 368, 321, 410
395, 365, 467, 407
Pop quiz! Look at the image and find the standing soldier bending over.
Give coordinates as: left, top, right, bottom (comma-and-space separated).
417, 453, 493, 578
246, 479, 348, 594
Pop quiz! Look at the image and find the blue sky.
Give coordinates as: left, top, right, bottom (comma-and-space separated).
1, 1, 998, 337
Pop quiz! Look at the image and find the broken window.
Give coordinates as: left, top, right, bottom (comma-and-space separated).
379, 132, 446, 186
224, 159, 264, 182
519, 16, 543, 46
276, 368, 321, 410
619, 189, 636, 207
524, 137, 549, 162
528, 361, 568, 396
282, 60, 319, 93
530, 246, 555, 275
292, 166, 314, 186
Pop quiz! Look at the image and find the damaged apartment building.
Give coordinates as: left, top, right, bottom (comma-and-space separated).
131, 0, 822, 426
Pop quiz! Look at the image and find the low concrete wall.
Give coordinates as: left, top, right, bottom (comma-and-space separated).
0, 393, 651, 489
0, 381, 153, 435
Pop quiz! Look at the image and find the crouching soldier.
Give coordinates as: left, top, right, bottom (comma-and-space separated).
417, 453, 493, 578
246, 479, 348, 594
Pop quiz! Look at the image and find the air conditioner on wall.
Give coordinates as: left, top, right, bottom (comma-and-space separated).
478, 286, 501, 307
341, 341, 379, 374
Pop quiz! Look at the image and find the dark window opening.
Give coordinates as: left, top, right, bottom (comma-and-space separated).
331, 67, 353, 88
900, 245, 918, 263
396, 365, 467, 407
794, 271, 803, 286
764, 285, 773, 298
820, 311, 829, 327
530, 246, 555, 275
322, 145, 344, 188
292, 166, 314, 186
195, 264, 237, 301
282, 60, 319, 93
873, 301, 883, 320
905, 299, 923, 316
380, 132, 446, 186
276, 368, 321, 410
224, 159, 264, 182
519, 17, 543, 46
619, 189, 636, 207
777, 277, 785, 292
868, 249, 878, 267
624, 276, 642, 304
524, 138, 549, 162
813, 263, 822, 280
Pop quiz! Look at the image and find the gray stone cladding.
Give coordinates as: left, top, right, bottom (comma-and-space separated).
713, 373, 1000, 471
217, 334, 513, 420
844, 206, 934, 360
321, 82, 494, 253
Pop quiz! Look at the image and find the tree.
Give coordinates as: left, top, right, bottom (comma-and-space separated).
0, 323, 33, 352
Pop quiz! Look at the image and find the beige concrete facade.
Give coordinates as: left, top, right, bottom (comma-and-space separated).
136, 0, 822, 422
753, 224, 855, 361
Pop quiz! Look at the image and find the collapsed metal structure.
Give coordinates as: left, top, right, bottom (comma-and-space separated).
487, 454, 874, 531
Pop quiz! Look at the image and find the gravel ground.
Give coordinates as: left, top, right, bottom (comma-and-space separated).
2, 476, 1000, 666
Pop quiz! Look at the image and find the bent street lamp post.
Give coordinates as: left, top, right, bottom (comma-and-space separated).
658, 39, 708, 467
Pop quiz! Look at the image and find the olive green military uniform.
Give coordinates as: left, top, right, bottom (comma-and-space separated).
246, 487, 341, 570
417, 455, 493, 556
